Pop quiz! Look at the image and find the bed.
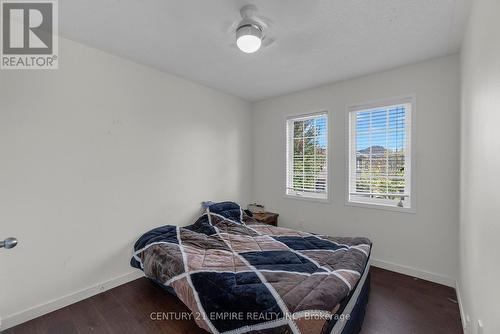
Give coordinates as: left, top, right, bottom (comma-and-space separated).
131, 202, 372, 334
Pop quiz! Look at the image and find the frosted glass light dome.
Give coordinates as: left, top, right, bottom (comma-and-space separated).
236, 24, 262, 53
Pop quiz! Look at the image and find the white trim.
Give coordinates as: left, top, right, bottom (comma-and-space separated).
455, 280, 467, 334
284, 110, 329, 121
371, 258, 455, 287
345, 94, 417, 213
283, 193, 331, 204
0, 270, 143, 331
283, 109, 331, 203
345, 200, 417, 214
346, 95, 416, 112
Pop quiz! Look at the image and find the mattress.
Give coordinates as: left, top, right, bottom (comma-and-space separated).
152, 259, 371, 334
330, 261, 370, 334
131, 202, 372, 334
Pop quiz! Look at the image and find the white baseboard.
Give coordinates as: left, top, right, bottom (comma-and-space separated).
371, 258, 455, 287
1, 261, 457, 330
0, 270, 144, 331
455, 280, 467, 334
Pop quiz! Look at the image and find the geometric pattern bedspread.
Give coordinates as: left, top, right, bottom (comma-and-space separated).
131, 204, 371, 334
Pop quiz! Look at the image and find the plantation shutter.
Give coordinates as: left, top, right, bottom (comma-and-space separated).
348, 99, 412, 208
286, 112, 328, 199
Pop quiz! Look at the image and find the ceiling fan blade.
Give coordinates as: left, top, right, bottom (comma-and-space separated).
262, 37, 276, 48
254, 15, 273, 29
223, 19, 239, 34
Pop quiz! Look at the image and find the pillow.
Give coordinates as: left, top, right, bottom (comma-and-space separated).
205, 201, 243, 223
185, 214, 217, 236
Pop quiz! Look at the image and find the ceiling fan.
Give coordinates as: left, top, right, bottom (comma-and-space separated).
227, 5, 275, 54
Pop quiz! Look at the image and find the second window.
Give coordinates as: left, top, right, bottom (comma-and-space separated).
347, 97, 413, 210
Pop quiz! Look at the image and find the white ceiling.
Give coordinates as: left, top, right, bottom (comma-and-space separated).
59, 0, 471, 101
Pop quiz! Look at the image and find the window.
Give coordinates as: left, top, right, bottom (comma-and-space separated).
286, 112, 328, 200
347, 97, 413, 210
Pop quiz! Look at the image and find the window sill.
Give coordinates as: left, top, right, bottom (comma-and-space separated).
283, 194, 331, 204
345, 200, 416, 213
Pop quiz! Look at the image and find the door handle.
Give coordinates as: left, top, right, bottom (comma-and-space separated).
0, 237, 18, 249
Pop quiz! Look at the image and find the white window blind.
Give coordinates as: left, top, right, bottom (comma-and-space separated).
348, 98, 413, 209
286, 112, 328, 200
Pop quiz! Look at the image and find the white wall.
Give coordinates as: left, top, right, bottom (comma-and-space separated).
459, 0, 500, 333
252, 55, 460, 285
0, 29, 467, 331
0, 38, 252, 328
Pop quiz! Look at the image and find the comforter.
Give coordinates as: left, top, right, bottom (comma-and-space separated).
131, 203, 371, 334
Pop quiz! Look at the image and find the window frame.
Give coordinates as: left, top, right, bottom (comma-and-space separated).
284, 110, 330, 203
345, 95, 416, 213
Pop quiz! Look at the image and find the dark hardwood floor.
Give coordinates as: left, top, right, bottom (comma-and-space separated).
359, 267, 462, 334
4, 267, 463, 334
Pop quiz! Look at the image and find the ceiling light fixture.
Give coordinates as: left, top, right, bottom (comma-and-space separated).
236, 5, 263, 54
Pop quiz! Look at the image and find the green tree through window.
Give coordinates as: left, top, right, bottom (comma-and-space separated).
287, 113, 328, 199
348, 99, 413, 209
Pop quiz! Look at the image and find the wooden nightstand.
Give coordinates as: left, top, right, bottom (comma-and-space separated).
252, 212, 279, 226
